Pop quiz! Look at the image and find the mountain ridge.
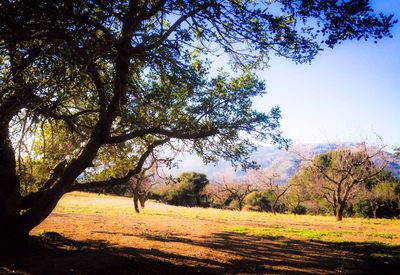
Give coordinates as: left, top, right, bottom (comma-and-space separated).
175, 142, 400, 182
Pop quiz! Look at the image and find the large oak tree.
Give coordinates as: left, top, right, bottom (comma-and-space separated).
0, 0, 395, 251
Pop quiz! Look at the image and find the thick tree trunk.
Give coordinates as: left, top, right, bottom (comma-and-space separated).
0, 126, 27, 253
335, 204, 345, 221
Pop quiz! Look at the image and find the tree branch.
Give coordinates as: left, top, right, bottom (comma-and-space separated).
68, 137, 170, 191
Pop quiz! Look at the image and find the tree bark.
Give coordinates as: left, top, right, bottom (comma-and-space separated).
0, 124, 27, 253
335, 204, 345, 221
133, 186, 141, 213
238, 198, 243, 211
372, 201, 379, 219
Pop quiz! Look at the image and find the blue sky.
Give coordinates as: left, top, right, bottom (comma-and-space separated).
249, 0, 400, 150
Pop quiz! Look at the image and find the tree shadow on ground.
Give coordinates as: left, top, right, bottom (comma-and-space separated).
144, 231, 400, 274
0, 231, 399, 274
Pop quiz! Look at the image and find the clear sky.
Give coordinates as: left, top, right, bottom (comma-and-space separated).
249, 0, 400, 150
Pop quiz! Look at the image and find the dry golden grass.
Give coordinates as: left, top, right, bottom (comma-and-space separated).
3, 191, 399, 274
48, 191, 400, 244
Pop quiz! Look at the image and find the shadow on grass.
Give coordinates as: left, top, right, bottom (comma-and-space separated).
0, 231, 399, 274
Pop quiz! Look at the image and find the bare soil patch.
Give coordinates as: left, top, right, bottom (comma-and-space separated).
1, 192, 399, 274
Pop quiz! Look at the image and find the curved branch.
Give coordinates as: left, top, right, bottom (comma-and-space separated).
68, 137, 170, 191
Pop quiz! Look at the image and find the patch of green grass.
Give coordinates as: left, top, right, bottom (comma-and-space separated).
366, 232, 397, 239
36, 229, 47, 238
232, 226, 355, 241
231, 225, 400, 244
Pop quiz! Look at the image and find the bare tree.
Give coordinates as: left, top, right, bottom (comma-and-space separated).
285, 178, 311, 215
255, 171, 293, 214
302, 143, 387, 221
127, 154, 175, 213
128, 170, 155, 213
216, 175, 258, 211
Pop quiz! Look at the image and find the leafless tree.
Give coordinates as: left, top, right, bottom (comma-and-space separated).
128, 170, 155, 213
285, 179, 311, 215
301, 143, 387, 221
215, 175, 258, 211
127, 153, 175, 213
255, 170, 293, 214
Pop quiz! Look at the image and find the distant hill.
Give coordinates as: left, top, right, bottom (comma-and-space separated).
175, 143, 400, 182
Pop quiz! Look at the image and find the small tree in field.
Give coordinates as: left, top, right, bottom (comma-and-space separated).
302, 144, 387, 221
216, 176, 258, 211
286, 174, 313, 215
255, 171, 292, 214
128, 169, 155, 213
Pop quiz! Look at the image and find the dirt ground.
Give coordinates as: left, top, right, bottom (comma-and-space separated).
1, 192, 399, 274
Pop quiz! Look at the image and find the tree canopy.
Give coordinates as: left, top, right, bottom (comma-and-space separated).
163, 172, 210, 206
0, 0, 396, 251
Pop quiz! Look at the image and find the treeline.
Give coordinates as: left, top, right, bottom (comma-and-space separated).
150, 147, 400, 220
150, 173, 400, 219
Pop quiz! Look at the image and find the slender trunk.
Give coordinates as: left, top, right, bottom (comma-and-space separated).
238, 198, 243, 211
139, 194, 146, 209
133, 193, 140, 213
372, 202, 378, 219
132, 185, 140, 213
272, 199, 278, 215
294, 201, 301, 215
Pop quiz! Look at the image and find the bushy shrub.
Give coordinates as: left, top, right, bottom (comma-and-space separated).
153, 172, 209, 207
290, 205, 307, 215
244, 190, 272, 212
353, 200, 372, 218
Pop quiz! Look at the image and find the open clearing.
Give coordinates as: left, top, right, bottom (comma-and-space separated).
1, 192, 400, 274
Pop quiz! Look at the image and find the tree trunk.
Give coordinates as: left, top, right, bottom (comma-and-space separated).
133, 188, 140, 213
272, 199, 278, 215
335, 204, 345, 221
0, 126, 27, 253
238, 198, 243, 211
372, 202, 378, 219
139, 193, 146, 209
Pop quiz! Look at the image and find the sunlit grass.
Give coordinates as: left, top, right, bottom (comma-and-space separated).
230, 226, 400, 242
51, 192, 400, 245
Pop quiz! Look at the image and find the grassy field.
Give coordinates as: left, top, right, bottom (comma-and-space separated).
1, 192, 400, 274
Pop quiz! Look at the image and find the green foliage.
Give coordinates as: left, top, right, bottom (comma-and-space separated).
291, 205, 307, 215
155, 172, 209, 207
353, 200, 373, 218
244, 190, 273, 212
394, 147, 400, 157
3, 0, 395, 189
354, 172, 400, 218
